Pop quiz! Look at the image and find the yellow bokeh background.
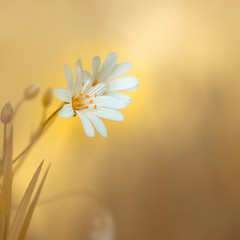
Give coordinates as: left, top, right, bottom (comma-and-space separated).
0, 0, 240, 239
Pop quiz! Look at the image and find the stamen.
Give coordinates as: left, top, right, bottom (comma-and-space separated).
81, 106, 89, 109
93, 78, 99, 87
85, 95, 89, 98
89, 100, 93, 104
94, 105, 97, 109
79, 93, 83, 97
94, 94, 97, 97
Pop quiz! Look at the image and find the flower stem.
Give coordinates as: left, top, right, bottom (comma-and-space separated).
37, 190, 102, 208
0, 124, 7, 178
13, 98, 25, 120
12, 105, 63, 164
43, 105, 63, 128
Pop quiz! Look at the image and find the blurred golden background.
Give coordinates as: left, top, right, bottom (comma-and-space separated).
1, 0, 240, 239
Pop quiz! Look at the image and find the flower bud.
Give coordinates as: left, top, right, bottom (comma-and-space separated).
24, 83, 40, 100
1, 102, 13, 124
43, 88, 52, 107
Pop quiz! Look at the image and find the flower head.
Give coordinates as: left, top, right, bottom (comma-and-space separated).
89, 210, 115, 240
91, 52, 139, 104
55, 60, 126, 137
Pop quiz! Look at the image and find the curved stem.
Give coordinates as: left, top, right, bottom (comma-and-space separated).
43, 105, 63, 128
37, 190, 102, 208
11, 190, 102, 210
12, 105, 63, 164
13, 98, 25, 120
12, 137, 37, 164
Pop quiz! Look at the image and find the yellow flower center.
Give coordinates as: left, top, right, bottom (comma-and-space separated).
72, 93, 98, 111
72, 97, 83, 109
93, 78, 99, 87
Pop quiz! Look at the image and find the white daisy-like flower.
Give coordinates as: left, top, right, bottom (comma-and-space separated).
91, 52, 139, 104
55, 60, 127, 137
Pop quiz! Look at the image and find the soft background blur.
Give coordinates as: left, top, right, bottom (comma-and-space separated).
0, 0, 240, 239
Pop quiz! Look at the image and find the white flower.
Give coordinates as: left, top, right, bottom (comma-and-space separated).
55, 60, 126, 138
91, 52, 139, 104
89, 210, 115, 240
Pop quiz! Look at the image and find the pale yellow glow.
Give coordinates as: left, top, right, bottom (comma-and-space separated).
0, 0, 240, 239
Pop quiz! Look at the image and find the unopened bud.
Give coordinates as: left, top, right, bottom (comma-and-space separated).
43, 88, 52, 107
24, 83, 40, 100
1, 102, 13, 124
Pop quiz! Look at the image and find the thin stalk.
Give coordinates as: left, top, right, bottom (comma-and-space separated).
1, 124, 7, 174
0, 124, 7, 239
43, 105, 63, 128
0, 124, 7, 178
1, 123, 13, 238
41, 108, 47, 126
11, 190, 102, 210
3, 124, 7, 153
37, 190, 102, 208
12, 105, 63, 164
13, 98, 25, 120
12, 134, 39, 165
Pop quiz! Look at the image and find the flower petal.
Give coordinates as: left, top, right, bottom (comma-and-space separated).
84, 112, 107, 138
105, 62, 132, 82
108, 76, 139, 92
125, 85, 139, 91
63, 64, 74, 91
95, 96, 127, 109
86, 83, 106, 97
59, 104, 74, 118
91, 108, 124, 121
92, 56, 101, 78
81, 78, 93, 95
76, 111, 95, 137
74, 59, 83, 95
54, 88, 72, 102
106, 92, 133, 104
99, 52, 118, 81
83, 71, 91, 83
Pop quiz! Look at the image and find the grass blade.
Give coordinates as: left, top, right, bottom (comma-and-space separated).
7, 161, 44, 240
18, 163, 51, 240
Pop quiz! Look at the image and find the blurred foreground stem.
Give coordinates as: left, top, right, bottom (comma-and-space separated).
12, 105, 63, 164
13, 98, 25, 119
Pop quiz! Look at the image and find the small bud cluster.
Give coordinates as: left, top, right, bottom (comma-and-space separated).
1, 84, 53, 125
